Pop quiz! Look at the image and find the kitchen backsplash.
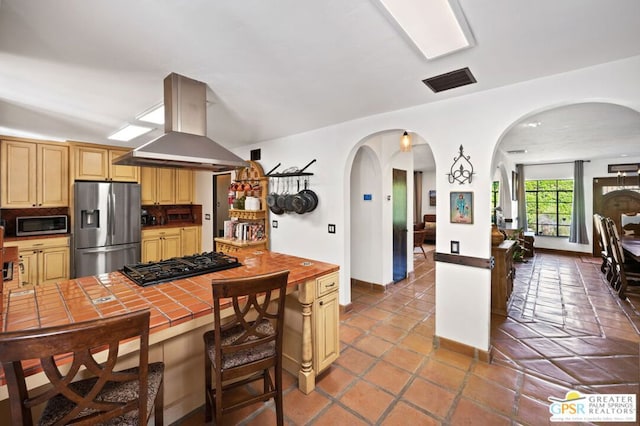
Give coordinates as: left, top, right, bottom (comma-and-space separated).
142, 204, 202, 227
0, 207, 70, 237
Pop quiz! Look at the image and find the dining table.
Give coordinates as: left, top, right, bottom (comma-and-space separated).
621, 235, 640, 262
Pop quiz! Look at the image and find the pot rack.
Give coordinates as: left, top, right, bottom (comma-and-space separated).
266, 159, 316, 177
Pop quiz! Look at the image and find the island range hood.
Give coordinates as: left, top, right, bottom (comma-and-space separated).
113, 73, 247, 172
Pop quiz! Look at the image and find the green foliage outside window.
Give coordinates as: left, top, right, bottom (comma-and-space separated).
491, 181, 499, 222
525, 179, 573, 237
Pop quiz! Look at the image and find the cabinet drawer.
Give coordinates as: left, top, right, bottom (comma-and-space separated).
7, 236, 70, 251
316, 272, 338, 298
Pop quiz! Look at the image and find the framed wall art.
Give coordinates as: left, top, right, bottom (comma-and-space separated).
450, 191, 473, 224
429, 190, 436, 206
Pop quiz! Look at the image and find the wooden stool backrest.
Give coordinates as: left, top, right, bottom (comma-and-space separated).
0, 310, 151, 426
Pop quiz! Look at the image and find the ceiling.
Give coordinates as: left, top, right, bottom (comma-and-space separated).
1, 0, 640, 164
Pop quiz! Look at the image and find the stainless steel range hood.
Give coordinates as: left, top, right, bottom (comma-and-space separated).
113, 73, 247, 172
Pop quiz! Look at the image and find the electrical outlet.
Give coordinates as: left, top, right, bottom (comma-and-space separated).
272, 220, 278, 228
328, 224, 336, 234
204, 214, 211, 220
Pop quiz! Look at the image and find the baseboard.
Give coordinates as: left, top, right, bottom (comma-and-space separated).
340, 302, 353, 315
433, 335, 492, 363
351, 278, 386, 292
534, 247, 589, 257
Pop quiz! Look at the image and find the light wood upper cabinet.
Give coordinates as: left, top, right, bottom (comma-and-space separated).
109, 149, 139, 182
1, 139, 69, 208
175, 169, 195, 204
140, 167, 194, 205
72, 144, 138, 182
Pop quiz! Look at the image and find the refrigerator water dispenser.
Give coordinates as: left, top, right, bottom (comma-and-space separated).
81, 210, 100, 228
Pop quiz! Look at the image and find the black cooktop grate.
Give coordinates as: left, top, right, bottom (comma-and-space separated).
120, 252, 241, 287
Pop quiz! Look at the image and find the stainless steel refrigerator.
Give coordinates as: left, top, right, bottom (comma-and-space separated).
73, 181, 141, 277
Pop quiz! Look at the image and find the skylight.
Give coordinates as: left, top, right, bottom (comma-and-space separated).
137, 104, 165, 125
378, 0, 474, 59
108, 124, 152, 142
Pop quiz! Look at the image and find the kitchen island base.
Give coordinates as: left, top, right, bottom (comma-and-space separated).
0, 252, 340, 424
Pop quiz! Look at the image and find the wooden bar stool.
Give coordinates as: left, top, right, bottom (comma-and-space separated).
203, 270, 289, 425
0, 310, 164, 426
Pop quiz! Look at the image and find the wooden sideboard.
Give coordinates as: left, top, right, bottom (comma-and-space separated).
491, 239, 516, 315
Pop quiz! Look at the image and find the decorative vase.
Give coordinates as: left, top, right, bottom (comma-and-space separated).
491, 224, 505, 246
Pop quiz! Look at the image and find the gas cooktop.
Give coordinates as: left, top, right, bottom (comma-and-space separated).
120, 252, 242, 287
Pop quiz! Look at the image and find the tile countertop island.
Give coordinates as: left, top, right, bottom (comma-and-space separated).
0, 249, 340, 424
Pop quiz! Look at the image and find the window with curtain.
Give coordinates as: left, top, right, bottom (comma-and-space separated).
525, 179, 573, 236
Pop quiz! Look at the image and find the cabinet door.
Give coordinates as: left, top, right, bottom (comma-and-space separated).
1, 140, 37, 207
109, 149, 139, 182
40, 247, 69, 285
175, 169, 194, 204
19, 250, 38, 286
74, 146, 109, 181
140, 167, 157, 205
156, 168, 176, 205
314, 290, 340, 373
38, 143, 69, 207
142, 236, 162, 263
180, 226, 201, 256
162, 232, 181, 260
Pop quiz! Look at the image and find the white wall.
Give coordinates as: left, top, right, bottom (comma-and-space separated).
350, 145, 383, 285
224, 55, 640, 351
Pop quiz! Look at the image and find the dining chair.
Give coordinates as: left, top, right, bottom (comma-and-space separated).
605, 217, 640, 298
0, 310, 164, 426
203, 270, 289, 425
413, 229, 429, 259
594, 214, 614, 283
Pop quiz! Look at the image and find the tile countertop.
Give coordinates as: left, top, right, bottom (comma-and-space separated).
0, 250, 339, 385
1, 250, 338, 332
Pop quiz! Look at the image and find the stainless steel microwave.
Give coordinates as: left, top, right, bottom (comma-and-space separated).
16, 215, 68, 236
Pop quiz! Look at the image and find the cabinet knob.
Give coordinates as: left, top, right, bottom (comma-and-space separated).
319, 300, 324, 306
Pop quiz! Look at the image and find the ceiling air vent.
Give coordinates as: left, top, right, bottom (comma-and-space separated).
422, 67, 476, 93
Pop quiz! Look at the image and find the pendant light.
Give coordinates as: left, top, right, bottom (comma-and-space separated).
400, 131, 412, 152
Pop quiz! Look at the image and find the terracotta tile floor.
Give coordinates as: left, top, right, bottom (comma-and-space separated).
173, 249, 640, 425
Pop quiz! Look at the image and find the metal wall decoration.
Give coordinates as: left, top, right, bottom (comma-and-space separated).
447, 145, 474, 184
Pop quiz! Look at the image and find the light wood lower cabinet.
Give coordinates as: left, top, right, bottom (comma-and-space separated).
180, 226, 201, 256
5, 237, 70, 286
141, 229, 181, 263
283, 271, 340, 393
142, 226, 201, 262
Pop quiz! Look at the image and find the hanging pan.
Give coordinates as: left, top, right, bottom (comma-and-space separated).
292, 178, 309, 214
266, 177, 278, 208
276, 178, 288, 209
298, 178, 318, 213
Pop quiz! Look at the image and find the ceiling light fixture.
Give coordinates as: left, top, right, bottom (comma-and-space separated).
377, 0, 474, 59
400, 131, 412, 152
137, 104, 165, 125
108, 124, 152, 142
